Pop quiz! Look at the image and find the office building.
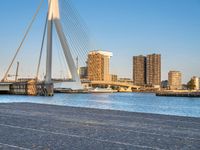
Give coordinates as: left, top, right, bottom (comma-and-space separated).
146, 54, 161, 86
133, 53, 161, 87
87, 50, 113, 81
133, 55, 146, 86
168, 71, 182, 90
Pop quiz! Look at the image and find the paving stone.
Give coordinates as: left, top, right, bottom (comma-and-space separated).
0, 103, 199, 150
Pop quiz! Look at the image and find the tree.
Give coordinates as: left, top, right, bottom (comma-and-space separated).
187, 79, 196, 90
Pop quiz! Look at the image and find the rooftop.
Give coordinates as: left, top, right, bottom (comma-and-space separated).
89, 50, 113, 57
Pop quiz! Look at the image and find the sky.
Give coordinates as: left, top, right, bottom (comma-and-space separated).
0, 0, 200, 83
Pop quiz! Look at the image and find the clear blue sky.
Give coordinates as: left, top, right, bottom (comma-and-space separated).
0, 0, 200, 83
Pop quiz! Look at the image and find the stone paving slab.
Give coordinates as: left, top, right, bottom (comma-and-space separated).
0, 103, 200, 150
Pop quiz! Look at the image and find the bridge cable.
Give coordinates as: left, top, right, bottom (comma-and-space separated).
36, 13, 48, 81
53, 28, 70, 79
35, 0, 53, 81
60, 7, 86, 66
2, 0, 45, 82
60, 0, 90, 67
65, 0, 90, 58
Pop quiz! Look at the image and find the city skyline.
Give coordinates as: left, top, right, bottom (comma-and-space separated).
0, 0, 200, 83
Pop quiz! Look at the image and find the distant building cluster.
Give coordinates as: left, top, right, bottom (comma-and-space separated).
79, 50, 199, 91
133, 54, 161, 87
166, 72, 200, 90
79, 50, 132, 83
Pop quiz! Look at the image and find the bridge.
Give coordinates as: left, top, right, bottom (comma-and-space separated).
90, 81, 141, 90
0, 0, 89, 96
0, 0, 139, 95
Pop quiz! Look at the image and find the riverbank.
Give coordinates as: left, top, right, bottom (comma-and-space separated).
0, 103, 199, 150
156, 90, 200, 97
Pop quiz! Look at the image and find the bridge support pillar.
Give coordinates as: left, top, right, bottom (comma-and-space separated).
44, 83, 54, 96
44, 0, 82, 92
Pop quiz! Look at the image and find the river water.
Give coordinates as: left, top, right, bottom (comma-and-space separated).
0, 93, 200, 117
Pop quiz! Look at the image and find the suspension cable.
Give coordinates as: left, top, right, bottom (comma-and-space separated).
36, 13, 48, 81
36, 0, 53, 82
60, 0, 90, 66
2, 0, 45, 82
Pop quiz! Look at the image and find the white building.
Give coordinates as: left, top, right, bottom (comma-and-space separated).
192, 76, 199, 90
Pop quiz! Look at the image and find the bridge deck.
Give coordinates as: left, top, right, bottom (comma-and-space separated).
90, 81, 140, 88
0, 103, 199, 150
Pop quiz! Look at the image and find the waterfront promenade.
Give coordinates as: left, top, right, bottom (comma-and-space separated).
0, 103, 199, 150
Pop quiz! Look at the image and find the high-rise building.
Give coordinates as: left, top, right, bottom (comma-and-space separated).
146, 54, 161, 86
79, 67, 88, 79
87, 50, 113, 81
132, 53, 161, 87
168, 71, 182, 90
133, 55, 146, 86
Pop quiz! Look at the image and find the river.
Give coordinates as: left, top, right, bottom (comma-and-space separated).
0, 93, 200, 117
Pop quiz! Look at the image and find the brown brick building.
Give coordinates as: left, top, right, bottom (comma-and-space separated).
87, 51, 112, 81
133, 54, 161, 87
133, 55, 146, 86
146, 54, 161, 86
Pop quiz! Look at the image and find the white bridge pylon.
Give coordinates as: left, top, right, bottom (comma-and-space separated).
46, 0, 82, 90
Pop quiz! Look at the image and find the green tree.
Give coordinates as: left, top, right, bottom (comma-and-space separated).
187, 79, 196, 90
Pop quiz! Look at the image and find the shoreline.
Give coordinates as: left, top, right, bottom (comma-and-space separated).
156, 90, 200, 97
